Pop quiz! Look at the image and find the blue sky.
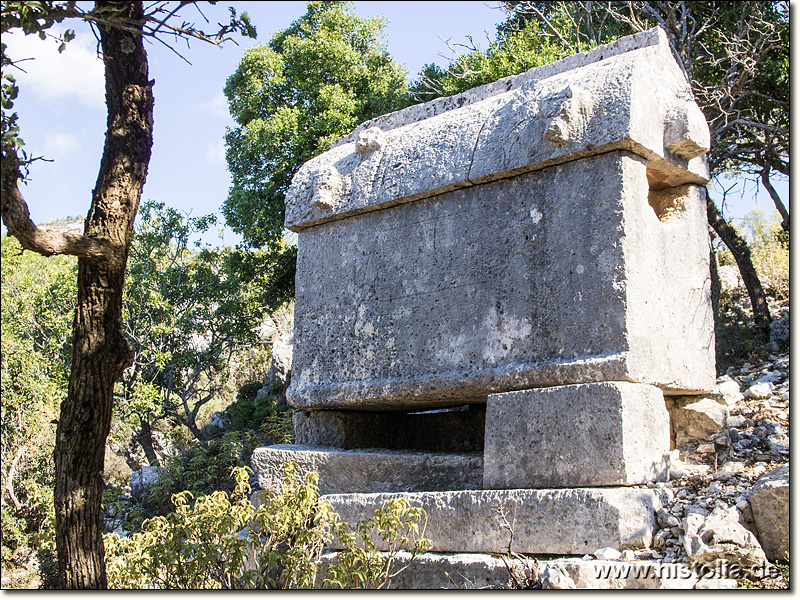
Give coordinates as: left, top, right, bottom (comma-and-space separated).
4, 1, 786, 245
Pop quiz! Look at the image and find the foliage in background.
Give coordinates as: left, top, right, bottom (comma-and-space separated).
106, 464, 431, 589
120, 431, 259, 533
714, 208, 788, 371
116, 200, 290, 453
411, 11, 595, 101
118, 379, 294, 533
222, 380, 295, 445
739, 208, 789, 300
1, 235, 73, 573
223, 0, 410, 250
1, 204, 293, 578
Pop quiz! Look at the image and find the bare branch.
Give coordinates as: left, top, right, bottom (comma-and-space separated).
1, 171, 114, 259
714, 119, 788, 138
519, 2, 576, 53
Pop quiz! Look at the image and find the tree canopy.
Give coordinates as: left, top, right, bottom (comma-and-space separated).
118, 201, 290, 449
223, 0, 410, 249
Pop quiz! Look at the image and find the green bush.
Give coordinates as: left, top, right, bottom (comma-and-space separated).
123, 431, 260, 531
105, 464, 431, 589
223, 383, 295, 445
741, 208, 789, 300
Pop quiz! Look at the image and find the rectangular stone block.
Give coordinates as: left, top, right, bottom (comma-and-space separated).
251, 444, 483, 495
288, 150, 714, 411
322, 487, 661, 555
484, 382, 670, 489
314, 552, 698, 589
293, 407, 485, 453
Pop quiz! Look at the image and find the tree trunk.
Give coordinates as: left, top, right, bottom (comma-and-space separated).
761, 167, 789, 232
709, 243, 721, 317
53, 1, 153, 588
705, 189, 772, 338
136, 420, 160, 467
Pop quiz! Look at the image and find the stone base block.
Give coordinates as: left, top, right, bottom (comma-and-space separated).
323, 487, 660, 555
293, 406, 485, 452
484, 382, 670, 488
316, 553, 699, 589
749, 465, 789, 563
251, 444, 483, 495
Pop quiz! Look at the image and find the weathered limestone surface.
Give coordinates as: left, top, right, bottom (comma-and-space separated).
316, 552, 700, 589
251, 444, 483, 495
289, 151, 714, 410
749, 465, 789, 562
666, 396, 729, 447
484, 382, 670, 488
293, 407, 484, 452
284, 26, 715, 411
285, 27, 708, 231
323, 488, 660, 554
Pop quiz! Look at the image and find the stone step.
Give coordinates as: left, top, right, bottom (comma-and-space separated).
322, 487, 661, 555
316, 552, 705, 589
251, 444, 483, 495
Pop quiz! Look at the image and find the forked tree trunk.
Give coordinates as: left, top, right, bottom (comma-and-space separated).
705, 189, 772, 338
53, 1, 153, 588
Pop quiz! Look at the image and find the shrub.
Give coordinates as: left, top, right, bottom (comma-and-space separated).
224, 383, 295, 445
714, 292, 767, 373
122, 431, 260, 531
105, 464, 431, 589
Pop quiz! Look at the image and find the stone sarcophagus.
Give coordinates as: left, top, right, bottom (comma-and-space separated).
252, 29, 717, 557
284, 26, 714, 413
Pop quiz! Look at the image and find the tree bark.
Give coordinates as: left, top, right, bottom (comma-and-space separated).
706, 189, 772, 338
52, 1, 153, 588
709, 243, 721, 317
136, 420, 161, 467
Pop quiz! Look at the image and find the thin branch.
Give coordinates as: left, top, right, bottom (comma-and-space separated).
521, 3, 576, 53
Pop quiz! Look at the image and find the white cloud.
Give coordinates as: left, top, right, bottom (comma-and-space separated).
205, 141, 226, 164
200, 91, 229, 119
44, 131, 81, 158
4, 27, 105, 109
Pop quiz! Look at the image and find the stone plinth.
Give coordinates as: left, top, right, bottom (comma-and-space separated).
484, 382, 670, 488
323, 487, 661, 555
251, 445, 483, 495
284, 27, 715, 412
316, 553, 700, 589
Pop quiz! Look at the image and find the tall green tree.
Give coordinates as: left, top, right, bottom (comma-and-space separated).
223, 0, 409, 249
1, 1, 255, 588
414, 1, 788, 336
